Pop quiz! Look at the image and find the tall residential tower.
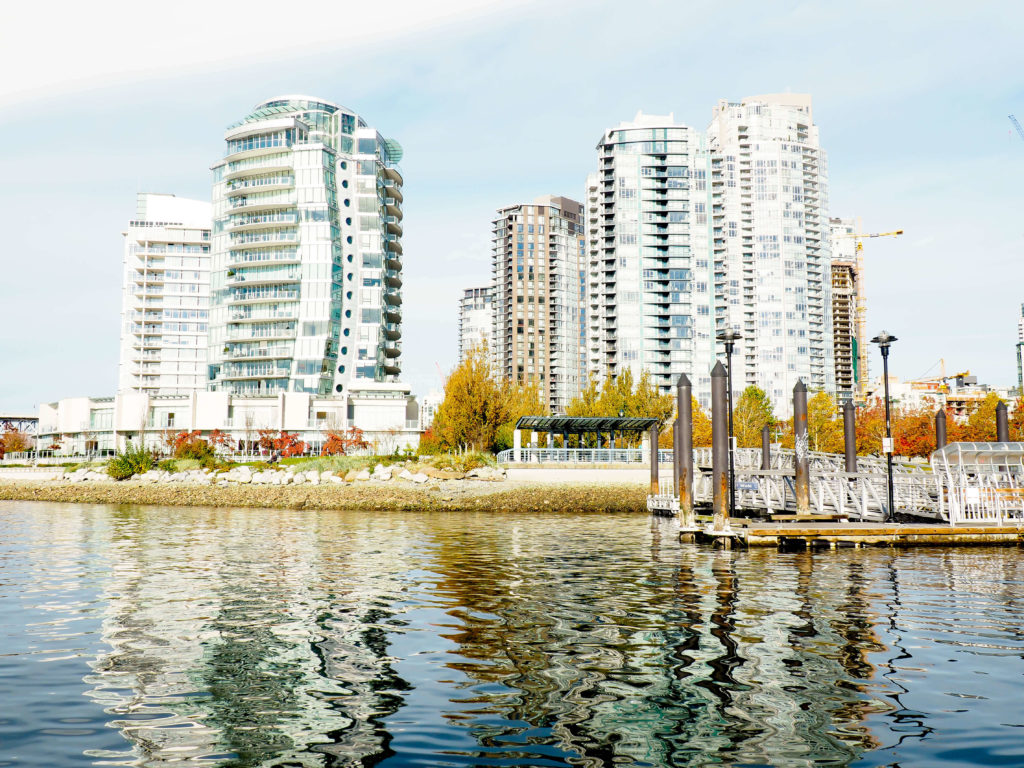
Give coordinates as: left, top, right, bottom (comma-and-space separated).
207, 96, 404, 397
587, 113, 716, 404
492, 195, 586, 412
706, 94, 834, 409
117, 193, 212, 395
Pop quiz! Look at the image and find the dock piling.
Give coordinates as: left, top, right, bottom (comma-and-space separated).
676, 374, 694, 525
935, 409, 947, 450
649, 423, 659, 494
843, 400, 857, 472
712, 362, 729, 531
997, 401, 1009, 442
761, 425, 771, 470
793, 380, 810, 514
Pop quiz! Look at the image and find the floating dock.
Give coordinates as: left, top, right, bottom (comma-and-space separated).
693, 520, 1024, 548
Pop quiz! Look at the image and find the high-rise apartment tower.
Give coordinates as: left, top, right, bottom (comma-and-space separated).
458, 286, 493, 362
706, 95, 834, 409
118, 193, 212, 395
587, 113, 717, 404
207, 96, 404, 397
492, 195, 585, 412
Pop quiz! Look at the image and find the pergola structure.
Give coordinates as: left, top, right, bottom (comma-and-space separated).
513, 415, 659, 454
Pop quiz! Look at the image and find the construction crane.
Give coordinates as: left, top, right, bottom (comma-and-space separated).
911, 359, 971, 394
1010, 115, 1024, 142
833, 229, 904, 401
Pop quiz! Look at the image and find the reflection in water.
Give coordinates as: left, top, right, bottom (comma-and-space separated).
1, 502, 1023, 768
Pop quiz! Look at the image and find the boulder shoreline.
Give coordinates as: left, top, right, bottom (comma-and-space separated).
0, 479, 648, 514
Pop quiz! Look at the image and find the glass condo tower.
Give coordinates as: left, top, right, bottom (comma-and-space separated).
208, 96, 404, 397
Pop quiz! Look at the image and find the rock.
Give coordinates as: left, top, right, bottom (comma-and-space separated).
355, 469, 371, 481
344, 469, 359, 482
411, 472, 429, 484
329, 475, 343, 483
373, 465, 393, 481
424, 468, 465, 480
236, 465, 252, 477
292, 474, 306, 485
398, 469, 414, 481
320, 471, 334, 482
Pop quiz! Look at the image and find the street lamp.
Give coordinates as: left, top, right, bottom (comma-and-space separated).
871, 330, 897, 522
717, 327, 742, 519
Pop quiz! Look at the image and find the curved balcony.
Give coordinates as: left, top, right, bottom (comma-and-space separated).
230, 287, 300, 304
385, 216, 402, 236
227, 248, 301, 268
224, 156, 293, 181
382, 322, 401, 341
228, 307, 299, 323
382, 179, 403, 202
382, 166, 402, 183
222, 344, 294, 361
225, 174, 294, 197
383, 342, 401, 358
384, 234, 403, 255
227, 269, 300, 287
228, 230, 299, 250
384, 271, 402, 289
228, 194, 296, 214
227, 212, 298, 232
226, 323, 296, 341
384, 254, 402, 271
382, 360, 401, 376
384, 198, 402, 219
383, 289, 402, 306
384, 306, 401, 323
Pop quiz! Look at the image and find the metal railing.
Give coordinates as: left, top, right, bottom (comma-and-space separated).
497, 448, 673, 464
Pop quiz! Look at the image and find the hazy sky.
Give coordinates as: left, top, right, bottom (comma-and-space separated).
1, 0, 1022, 413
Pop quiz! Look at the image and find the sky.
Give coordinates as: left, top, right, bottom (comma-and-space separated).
1, 0, 1023, 413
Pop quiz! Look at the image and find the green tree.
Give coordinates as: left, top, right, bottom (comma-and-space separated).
732, 385, 776, 447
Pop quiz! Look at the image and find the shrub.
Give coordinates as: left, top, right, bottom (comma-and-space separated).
107, 444, 156, 480
157, 459, 177, 472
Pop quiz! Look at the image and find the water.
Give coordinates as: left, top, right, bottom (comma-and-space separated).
1, 502, 1023, 767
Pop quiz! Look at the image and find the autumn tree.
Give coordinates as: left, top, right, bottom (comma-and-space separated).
893, 407, 939, 458
961, 392, 1002, 441
806, 392, 845, 454
431, 344, 546, 453
661, 397, 713, 448
566, 369, 675, 447
322, 426, 369, 456
732, 385, 776, 448
0, 424, 31, 459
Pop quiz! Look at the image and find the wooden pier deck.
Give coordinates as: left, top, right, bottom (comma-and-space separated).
692, 520, 1024, 548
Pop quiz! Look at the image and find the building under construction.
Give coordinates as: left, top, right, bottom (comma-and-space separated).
829, 217, 868, 405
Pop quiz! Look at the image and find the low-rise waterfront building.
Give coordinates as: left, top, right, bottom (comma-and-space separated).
118, 193, 212, 395
35, 384, 420, 456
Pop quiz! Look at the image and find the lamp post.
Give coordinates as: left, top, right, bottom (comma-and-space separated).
871, 330, 897, 522
717, 327, 742, 519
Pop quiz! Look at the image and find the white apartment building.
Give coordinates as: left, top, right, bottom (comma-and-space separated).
707, 95, 834, 410
208, 96, 404, 398
117, 193, 212, 395
458, 286, 493, 362
587, 114, 717, 405
492, 195, 586, 413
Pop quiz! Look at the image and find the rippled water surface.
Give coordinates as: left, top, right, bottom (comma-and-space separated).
2, 502, 1024, 767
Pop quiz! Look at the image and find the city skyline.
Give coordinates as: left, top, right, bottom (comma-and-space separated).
2, 0, 1022, 412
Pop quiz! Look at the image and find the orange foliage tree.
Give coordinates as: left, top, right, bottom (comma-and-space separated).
258, 429, 307, 457
322, 427, 369, 456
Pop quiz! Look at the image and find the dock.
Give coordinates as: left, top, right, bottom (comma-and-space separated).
692, 520, 1024, 548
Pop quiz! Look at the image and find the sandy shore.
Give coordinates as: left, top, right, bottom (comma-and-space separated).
0, 480, 648, 513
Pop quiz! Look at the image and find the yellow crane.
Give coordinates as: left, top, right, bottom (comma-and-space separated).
833, 229, 904, 401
